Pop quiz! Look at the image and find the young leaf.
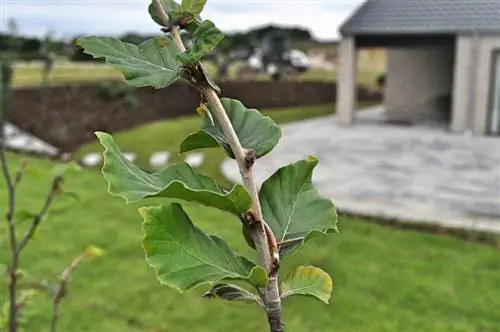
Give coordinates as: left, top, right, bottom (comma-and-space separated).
14, 210, 38, 223
281, 266, 333, 304
140, 203, 267, 291
180, 98, 282, 159
83, 246, 105, 258
177, 20, 224, 65
259, 156, 338, 256
203, 283, 263, 306
181, 0, 207, 16
96, 131, 252, 215
76, 36, 183, 89
148, 0, 181, 26
60, 191, 81, 203
198, 61, 221, 94
148, 0, 203, 31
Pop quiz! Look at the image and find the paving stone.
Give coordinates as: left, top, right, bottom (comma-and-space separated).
185, 152, 204, 167
2, 123, 59, 155
149, 151, 170, 169
81, 153, 102, 167
221, 107, 500, 234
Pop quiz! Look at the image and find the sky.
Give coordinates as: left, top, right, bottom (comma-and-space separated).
0, 0, 364, 41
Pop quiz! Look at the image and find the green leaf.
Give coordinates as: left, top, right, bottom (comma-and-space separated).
281, 266, 333, 304
184, 19, 202, 34
96, 132, 251, 215
60, 191, 81, 203
14, 210, 37, 223
203, 283, 263, 306
259, 156, 338, 256
180, 98, 282, 159
181, 0, 207, 15
249, 265, 268, 288
148, 0, 202, 30
83, 246, 105, 258
177, 20, 224, 65
148, 0, 181, 26
198, 61, 221, 94
141, 203, 266, 291
76, 36, 183, 89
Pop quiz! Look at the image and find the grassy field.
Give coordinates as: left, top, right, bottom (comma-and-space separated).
12, 49, 385, 88
1, 102, 498, 331
1, 154, 499, 332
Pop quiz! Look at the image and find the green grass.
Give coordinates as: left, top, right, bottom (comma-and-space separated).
12, 63, 122, 87
74, 103, 375, 187
1, 152, 499, 332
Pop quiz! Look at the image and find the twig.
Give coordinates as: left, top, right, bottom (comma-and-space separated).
18, 176, 62, 251
1, 144, 19, 332
152, 3, 283, 329
201, 70, 284, 332
13, 160, 27, 188
1, 59, 19, 332
50, 254, 84, 332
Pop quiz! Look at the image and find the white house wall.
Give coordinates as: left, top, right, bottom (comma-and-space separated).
451, 36, 472, 133
473, 35, 500, 134
452, 35, 500, 135
385, 44, 454, 123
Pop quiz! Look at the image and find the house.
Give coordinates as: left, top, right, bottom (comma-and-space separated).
337, 0, 500, 136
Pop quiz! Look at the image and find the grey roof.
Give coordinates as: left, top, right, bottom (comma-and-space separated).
340, 0, 500, 36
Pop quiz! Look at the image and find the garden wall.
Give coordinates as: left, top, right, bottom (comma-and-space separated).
10, 80, 381, 152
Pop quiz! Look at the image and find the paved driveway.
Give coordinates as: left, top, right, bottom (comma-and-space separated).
221, 114, 500, 233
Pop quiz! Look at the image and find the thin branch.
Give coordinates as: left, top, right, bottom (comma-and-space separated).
13, 160, 27, 188
1, 60, 19, 332
203, 90, 278, 266
0, 144, 19, 332
18, 176, 62, 251
50, 254, 85, 332
200, 74, 284, 332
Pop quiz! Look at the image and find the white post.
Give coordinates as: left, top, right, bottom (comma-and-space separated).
337, 36, 358, 125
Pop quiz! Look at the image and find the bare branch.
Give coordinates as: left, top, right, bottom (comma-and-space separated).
19, 176, 62, 251
13, 160, 27, 188
1, 59, 20, 332
50, 254, 85, 332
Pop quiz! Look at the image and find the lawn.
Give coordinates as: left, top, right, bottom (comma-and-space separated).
1, 101, 499, 331
0, 153, 499, 332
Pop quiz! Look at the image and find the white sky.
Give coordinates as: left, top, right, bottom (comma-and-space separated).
0, 0, 364, 41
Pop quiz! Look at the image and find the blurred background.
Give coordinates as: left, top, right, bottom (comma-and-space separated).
0, 1, 498, 332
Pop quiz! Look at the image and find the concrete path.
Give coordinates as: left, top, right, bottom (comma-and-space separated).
221, 108, 500, 234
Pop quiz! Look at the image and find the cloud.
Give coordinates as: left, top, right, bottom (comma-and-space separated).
0, 0, 364, 40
